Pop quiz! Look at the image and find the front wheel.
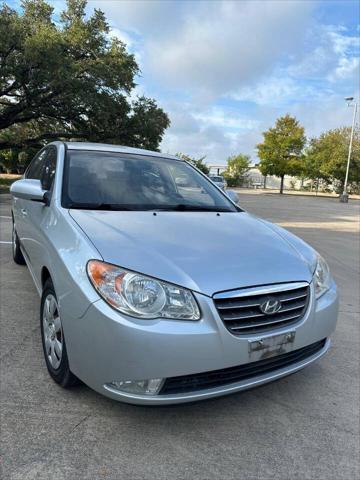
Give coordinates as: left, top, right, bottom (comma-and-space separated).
12, 222, 25, 265
40, 278, 79, 388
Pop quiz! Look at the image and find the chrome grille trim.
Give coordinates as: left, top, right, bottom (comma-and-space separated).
214, 282, 310, 335
229, 313, 304, 331
213, 282, 309, 299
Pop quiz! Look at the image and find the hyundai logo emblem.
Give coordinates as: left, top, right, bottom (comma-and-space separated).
260, 298, 282, 315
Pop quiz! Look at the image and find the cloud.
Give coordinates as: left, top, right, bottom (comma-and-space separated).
108, 27, 134, 48
89, 0, 183, 35
289, 25, 359, 83
9, 0, 360, 165
95, 0, 315, 97
94, 0, 359, 165
193, 108, 260, 131
233, 77, 309, 107
160, 103, 263, 163
329, 56, 359, 81
160, 87, 359, 164
146, 1, 315, 97
291, 91, 360, 138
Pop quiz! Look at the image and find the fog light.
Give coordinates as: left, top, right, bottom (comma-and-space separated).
105, 378, 164, 395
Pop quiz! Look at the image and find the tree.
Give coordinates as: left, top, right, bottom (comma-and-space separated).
305, 127, 360, 194
0, 147, 31, 173
257, 115, 306, 193
301, 141, 330, 192
222, 154, 250, 187
0, 149, 16, 173
0, 0, 169, 152
176, 153, 209, 174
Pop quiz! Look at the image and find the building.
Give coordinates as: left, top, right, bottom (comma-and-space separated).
208, 164, 227, 175
208, 163, 313, 190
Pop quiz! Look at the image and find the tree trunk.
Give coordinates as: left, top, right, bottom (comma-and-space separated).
280, 174, 285, 194
264, 175, 267, 189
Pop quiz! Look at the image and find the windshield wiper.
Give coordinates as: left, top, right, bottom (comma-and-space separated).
68, 203, 235, 212
68, 203, 134, 211
152, 204, 234, 212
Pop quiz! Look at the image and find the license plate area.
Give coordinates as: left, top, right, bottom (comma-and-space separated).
249, 331, 295, 360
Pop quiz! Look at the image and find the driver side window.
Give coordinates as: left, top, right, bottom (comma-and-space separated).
25, 149, 48, 181
42, 147, 57, 191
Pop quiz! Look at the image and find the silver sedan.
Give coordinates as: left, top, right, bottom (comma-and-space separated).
209, 174, 227, 190
10, 142, 339, 404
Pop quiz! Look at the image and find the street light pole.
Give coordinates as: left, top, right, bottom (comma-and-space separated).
340, 97, 358, 203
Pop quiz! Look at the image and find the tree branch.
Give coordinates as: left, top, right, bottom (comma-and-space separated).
0, 130, 102, 150
0, 79, 20, 97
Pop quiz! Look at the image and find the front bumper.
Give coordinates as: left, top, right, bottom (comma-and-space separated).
63, 281, 338, 405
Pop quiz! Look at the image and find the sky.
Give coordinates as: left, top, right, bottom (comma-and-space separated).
8, 0, 360, 164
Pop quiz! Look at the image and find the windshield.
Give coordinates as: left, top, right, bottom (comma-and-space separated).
62, 151, 238, 212
210, 176, 224, 182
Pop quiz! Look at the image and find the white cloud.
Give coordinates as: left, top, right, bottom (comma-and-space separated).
231, 24, 359, 108
94, 0, 315, 97
291, 92, 360, 139
146, 1, 314, 96
160, 103, 264, 163
329, 56, 359, 81
17, 0, 357, 164
108, 27, 134, 48
193, 108, 260, 130
330, 28, 359, 56
289, 25, 359, 83
160, 88, 360, 164
233, 77, 306, 106
89, 0, 181, 35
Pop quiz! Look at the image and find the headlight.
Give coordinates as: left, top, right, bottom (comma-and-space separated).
87, 260, 201, 320
313, 255, 331, 299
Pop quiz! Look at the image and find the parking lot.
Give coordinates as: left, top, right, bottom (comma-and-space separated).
0, 192, 359, 480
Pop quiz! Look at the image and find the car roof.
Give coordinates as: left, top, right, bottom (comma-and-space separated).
51, 141, 180, 161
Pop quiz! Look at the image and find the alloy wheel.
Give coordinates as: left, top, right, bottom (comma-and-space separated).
42, 294, 63, 369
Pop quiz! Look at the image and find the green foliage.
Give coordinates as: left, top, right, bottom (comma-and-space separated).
0, 147, 31, 173
257, 115, 306, 193
0, 0, 169, 153
222, 154, 250, 187
305, 127, 360, 193
0, 150, 16, 173
301, 143, 327, 183
175, 153, 210, 174
18, 150, 29, 169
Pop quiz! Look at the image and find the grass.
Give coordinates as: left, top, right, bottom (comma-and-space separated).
0, 174, 21, 194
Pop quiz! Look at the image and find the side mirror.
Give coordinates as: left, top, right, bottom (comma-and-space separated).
10, 179, 48, 204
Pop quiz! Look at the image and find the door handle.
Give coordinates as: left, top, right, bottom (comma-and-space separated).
21, 209, 28, 216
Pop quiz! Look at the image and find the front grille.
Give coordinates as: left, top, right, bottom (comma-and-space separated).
160, 339, 326, 395
214, 283, 310, 335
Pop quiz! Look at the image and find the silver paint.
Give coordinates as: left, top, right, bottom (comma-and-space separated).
10, 141, 339, 404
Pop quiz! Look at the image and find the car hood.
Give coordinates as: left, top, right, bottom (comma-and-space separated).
70, 210, 314, 296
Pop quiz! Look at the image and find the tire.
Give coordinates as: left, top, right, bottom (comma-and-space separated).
12, 221, 26, 265
40, 278, 79, 388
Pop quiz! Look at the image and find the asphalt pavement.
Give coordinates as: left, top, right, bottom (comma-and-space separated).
0, 192, 359, 480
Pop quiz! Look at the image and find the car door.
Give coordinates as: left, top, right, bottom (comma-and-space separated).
21, 146, 57, 286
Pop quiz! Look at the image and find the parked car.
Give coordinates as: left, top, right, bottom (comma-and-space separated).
209, 175, 227, 190
224, 189, 239, 204
10, 142, 339, 405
